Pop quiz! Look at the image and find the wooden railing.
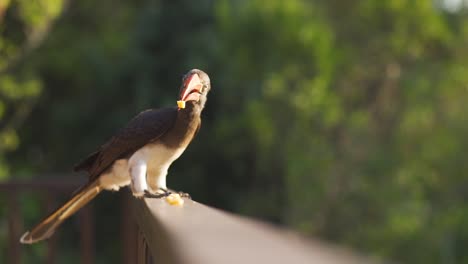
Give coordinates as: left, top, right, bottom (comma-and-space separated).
0, 178, 138, 264
132, 198, 379, 264
2, 179, 381, 264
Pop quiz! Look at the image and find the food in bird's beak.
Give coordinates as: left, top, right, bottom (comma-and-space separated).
177, 100, 186, 109
179, 73, 202, 103
166, 193, 184, 206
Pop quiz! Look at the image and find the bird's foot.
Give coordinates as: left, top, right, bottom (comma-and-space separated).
177, 191, 191, 200
143, 188, 191, 200
143, 189, 171, 199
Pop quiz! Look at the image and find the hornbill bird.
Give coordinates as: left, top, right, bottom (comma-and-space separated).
20, 69, 211, 244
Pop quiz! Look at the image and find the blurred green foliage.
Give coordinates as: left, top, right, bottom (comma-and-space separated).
1, 0, 468, 263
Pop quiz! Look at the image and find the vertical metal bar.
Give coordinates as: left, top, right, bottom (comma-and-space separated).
122, 192, 137, 264
80, 204, 94, 264
136, 229, 149, 264
146, 240, 153, 264
136, 227, 154, 264
7, 191, 21, 264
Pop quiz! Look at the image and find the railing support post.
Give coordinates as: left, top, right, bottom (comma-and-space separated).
7, 191, 21, 264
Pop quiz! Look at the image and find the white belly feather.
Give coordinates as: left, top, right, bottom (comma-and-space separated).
98, 143, 186, 196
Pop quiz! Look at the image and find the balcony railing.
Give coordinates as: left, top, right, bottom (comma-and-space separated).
0, 178, 137, 264
1, 179, 379, 264
132, 198, 378, 264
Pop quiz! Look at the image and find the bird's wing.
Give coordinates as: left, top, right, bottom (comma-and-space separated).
74, 107, 178, 181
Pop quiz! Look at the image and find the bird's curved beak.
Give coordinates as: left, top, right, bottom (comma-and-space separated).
177, 73, 203, 109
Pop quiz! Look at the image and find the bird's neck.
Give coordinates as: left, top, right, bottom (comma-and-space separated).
178, 102, 202, 121
163, 102, 201, 148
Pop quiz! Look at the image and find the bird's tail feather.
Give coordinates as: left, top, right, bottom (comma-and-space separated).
20, 180, 102, 244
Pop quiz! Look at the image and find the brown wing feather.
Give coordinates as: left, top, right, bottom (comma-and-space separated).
74, 107, 178, 181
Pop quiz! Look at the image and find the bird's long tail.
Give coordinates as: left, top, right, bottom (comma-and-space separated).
20, 180, 102, 244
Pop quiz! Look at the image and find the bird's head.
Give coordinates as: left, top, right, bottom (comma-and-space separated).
177, 69, 210, 110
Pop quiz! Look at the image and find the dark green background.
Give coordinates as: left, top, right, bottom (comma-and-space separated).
1, 0, 468, 263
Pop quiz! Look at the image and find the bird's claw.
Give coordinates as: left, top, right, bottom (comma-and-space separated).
142, 189, 191, 200
178, 192, 191, 200
143, 190, 171, 199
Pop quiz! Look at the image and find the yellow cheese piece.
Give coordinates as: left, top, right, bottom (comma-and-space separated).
177, 100, 186, 109
166, 193, 184, 206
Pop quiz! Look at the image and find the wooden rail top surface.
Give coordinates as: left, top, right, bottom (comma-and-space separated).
133, 198, 378, 264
